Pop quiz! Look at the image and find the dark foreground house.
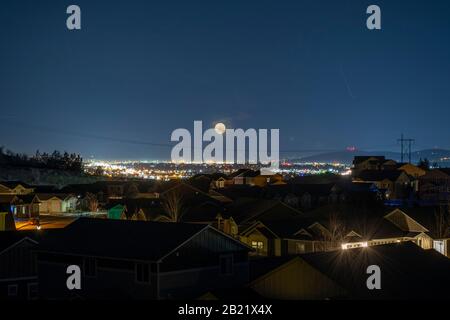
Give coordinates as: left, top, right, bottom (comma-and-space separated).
0, 231, 44, 300
37, 218, 252, 299
249, 242, 450, 300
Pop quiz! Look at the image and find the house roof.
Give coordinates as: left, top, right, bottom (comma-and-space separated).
228, 169, 251, 178
266, 183, 335, 198
0, 181, 32, 189
31, 185, 60, 193
249, 216, 319, 240
0, 229, 53, 254
249, 256, 296, 281
230, 199, 302, 225
437, 168, 450, 176
307, 204, 423, 241
0, 194, 18, 204
228, 169, 260, 178
353, 156, 385, 165
16, 194, 40, 204
160, 182, 224, 204
299, 242, 450, 299
215, 185, 266, 200
37, 218, 214, 262
334, 181, 378, 193
0, 232, 36, 254
356, 170, 407, 182
387, 207, 447, 239
35, 193, 65, 201
182, 202, 227, 223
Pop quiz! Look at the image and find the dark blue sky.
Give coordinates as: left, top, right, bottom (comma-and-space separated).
1, 0, 450, 160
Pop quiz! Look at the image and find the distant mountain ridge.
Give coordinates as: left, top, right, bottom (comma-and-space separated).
295, 149, 450, 165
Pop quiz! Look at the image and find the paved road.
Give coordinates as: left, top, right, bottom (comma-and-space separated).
15, 215, 77, 230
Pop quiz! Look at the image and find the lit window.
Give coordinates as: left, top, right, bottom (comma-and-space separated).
434, 240, 445, 255
251, 241, 263, 249
296, 243, 306, 253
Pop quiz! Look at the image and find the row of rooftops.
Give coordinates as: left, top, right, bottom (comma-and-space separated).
0, 169, 446, 238
248, 241, 450, 299
239, 203, 443, 243
2, 217, 449, 299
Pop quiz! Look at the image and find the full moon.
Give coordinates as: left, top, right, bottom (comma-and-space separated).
214, 122, 226, 135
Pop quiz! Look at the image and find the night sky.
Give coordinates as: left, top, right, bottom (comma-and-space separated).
1, 0, 450, 160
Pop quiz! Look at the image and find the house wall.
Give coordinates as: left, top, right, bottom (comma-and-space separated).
433, 239, 450, 257
62, 197, 77, 213
0, 240, 38, 300
39, 199, 62, 214
221, 219, 238, 237
159, 228, 250, 297
369, 236, 433, 250
415, 235, 433, 250
37, 253, 158, 299
253, 176, 270, 187
251, 258, 348, 300
286, 240, 316, 254
13, 203, 39, 218
159, 262, 249, 299
241, 232, 270, 256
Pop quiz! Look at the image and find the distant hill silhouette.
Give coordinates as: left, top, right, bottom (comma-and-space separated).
297, 149, 450, 165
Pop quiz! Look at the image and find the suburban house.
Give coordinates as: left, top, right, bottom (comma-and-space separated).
214, 176, 229, 189
353, 170, 413, 200
369, 214, 432, 249
77, 192, 99, 212
10, 195, 40, 219
36, 194, 78, 214
0, 204, 15, 231
352, 156, 387, 176
227, 169, 285, 187
0, 195, 18, 213
106, 182, 239, 237
231, 199, 337, 256
249, 242, 450, 300
228, 169, 258, 186
396, 163, 426, 178
267, 183, 338, 209
36, 218, 252, 299
239, 218, 332, 256
391, 207, 450, 257
0, 181, 34, 195
337, 207, 435, 253
418, 168, 450, 204
0, 231, 43, 300
107, 204, 127, 220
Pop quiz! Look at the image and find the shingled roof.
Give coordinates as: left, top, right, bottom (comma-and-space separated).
356, 170, 407, 182
37, 218, 229, 262
299, 242, 450, 299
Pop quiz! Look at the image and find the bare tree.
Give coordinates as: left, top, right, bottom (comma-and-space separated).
160, 190, 186, 222
86, 193, 99, 212
323, 212, 346, 251
433, 204, 450, 239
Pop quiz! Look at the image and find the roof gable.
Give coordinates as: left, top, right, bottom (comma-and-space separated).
384, 209, 429, 233
38, 218, 250, 262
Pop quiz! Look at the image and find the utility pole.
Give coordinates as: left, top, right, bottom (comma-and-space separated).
397, 134, 415, 163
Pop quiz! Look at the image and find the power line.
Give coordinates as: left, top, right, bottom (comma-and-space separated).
397, 133, 415, 163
